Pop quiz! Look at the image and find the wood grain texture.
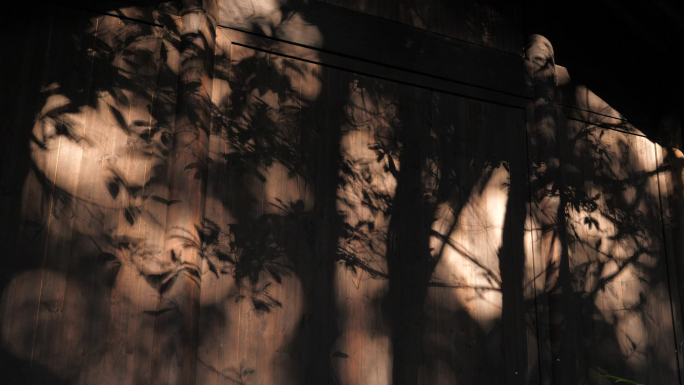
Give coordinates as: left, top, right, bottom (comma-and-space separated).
1, 2, 683, 385
150, 1, 217, 384
196, 36, 540, 384
217, 0, 529, 99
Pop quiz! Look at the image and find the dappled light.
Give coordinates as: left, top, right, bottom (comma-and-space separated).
430, 164, 508, 330
1, 2, 683, 385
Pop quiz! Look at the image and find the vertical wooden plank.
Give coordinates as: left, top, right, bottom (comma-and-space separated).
656, 144, 684, 385
456, 95, 481, 385
283, 57, 318, 385
628, 134, 662, 385
5, 8, 94, 384
477, 100, 505, 385
569, 122, 600, 385
259, 50, 287, 385
195, 27, 232, 385
636, 136, 679, 385
150, 2, 218, 384
657, 115, 684, 385
322, 65, 350, 385
556, 72, 584, 385
221, 42, 247, 385
0, 4, 56, 384
424, 91, 452, 385
523, 34, 582, 385
333, 73, 395, 385
302, 59, 337, 385
204, 42, 260, 385
631, 136, 657, 385
384, 80, 425, 385
523, 100, 553, 385
96, 20, 165, 385
127, 19, 180, 385
234, 45, 270, 385
506, 106, 539, 385
275, 52, 315, 384
76, 14, 132, 385
0, 2, 55, 285
466, 99, 497, 385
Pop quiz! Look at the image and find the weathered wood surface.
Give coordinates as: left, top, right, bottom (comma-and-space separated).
222, 28, 530, 109
522, 36, 683, 385
1, 2, 683, 385
217, 0, 529, 99
0, 5, 181, 385
149, 1, 218, 384
192, 36, 539, 384
558, 125, 680, 385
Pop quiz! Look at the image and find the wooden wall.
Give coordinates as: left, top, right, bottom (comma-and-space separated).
317, 0, 524, 53
0, 1, 682, 385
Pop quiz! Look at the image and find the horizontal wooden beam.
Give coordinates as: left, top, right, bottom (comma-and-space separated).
221, 27, 532, 109
218, 0, 531, 100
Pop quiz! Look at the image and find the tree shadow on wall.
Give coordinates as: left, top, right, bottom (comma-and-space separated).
0, 5, 183, 384
524, 81, 678, 385
0, 3, 680, 385
557, 115, 675, 385
0, 2, 335, 384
